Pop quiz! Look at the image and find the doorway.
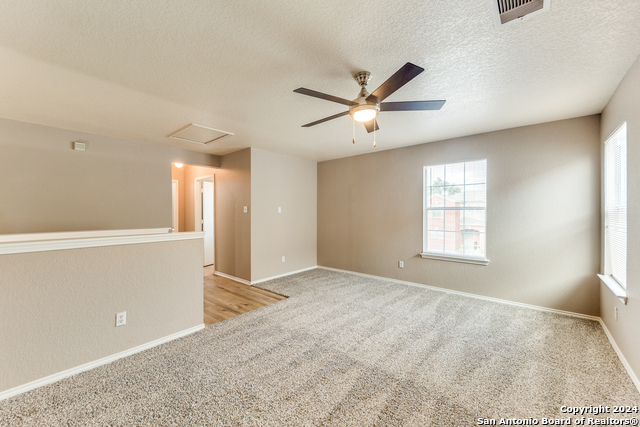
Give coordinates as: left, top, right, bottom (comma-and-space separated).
195, 176, 215, 267
171, 162, 216, 267
171, 179, 179, 232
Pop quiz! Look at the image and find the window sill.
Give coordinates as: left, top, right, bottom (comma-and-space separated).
597, 274, 628, 305
419, 252, 490, 266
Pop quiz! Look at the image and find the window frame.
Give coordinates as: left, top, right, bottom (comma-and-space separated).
421, 159, 489, 266
598, 121, 628, 303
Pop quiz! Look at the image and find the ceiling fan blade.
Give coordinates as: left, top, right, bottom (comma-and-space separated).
380, 100, 446, 111
301, 111, 349, 127
366, 63, 424, 104
294, 88, 358, 106
363, 119, 379, 133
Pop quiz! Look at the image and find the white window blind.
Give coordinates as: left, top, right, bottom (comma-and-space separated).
604, 122, 627, 288
423, 160, 487, 259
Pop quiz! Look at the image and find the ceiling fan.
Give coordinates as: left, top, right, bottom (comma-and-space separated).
294, 62, 445, 134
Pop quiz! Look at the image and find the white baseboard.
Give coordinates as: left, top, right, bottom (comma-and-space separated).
213, 271, 251, 285
318, 266, 640, 394
0, 324, 205, 402
3, 267, 638, 403
598, 319, 640, 394
251, 266, 318, 285
318, 266, 600, 321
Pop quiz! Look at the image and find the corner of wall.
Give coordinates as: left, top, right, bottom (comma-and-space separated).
249, 148, 318, 282
598, 53, 640, 387
215, 148, 252, 282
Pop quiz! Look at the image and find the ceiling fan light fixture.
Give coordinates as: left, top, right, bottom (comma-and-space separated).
294, 62, 445, 135
350, 105, 379, 123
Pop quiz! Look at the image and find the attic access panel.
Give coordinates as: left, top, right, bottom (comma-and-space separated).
169, 123, 234, 145
491, 0, 550, 27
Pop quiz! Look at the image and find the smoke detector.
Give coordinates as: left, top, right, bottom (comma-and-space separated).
491, 0, 550, 28
169, 123, 234, 145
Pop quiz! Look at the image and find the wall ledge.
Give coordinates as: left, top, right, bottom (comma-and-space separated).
0, 229, 205, 255
597, 274, 628, 304
0, 228, 171, 243
420, 252, 490, 266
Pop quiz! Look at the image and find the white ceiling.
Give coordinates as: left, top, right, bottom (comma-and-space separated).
0, 0, 639, 162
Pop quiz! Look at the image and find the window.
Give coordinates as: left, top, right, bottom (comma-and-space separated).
422, 160, 487, 264
604, 122, 627, 288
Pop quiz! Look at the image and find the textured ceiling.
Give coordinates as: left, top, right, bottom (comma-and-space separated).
0, 0, 639, 161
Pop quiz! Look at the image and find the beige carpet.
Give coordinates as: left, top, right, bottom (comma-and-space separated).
1, 269, 638, 426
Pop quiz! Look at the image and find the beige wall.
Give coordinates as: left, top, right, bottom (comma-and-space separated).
0, 118, 219, 234
600, 55, 640, 378
318, 115, 601, 316
171, 164, 185, 232
0, 239, 204, 393
214, 149, 251, 281
183, 165, 216, 232
251, 148, 317, 281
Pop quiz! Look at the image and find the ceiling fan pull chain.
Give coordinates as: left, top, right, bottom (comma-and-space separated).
373, 117, 377, 147
353, 118, 356, 144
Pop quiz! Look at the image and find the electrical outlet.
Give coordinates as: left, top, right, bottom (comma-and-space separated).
278, 207, 281, 213
282, 256, 285, 262
615, 306, 618, 321
243, 206, 248, 213
116, 311, 127, 327
398, 261, 404, 268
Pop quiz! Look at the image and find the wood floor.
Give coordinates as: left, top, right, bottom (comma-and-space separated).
203, 266, 286, 326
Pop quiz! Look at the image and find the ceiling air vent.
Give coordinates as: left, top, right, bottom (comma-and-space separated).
491, 0, 550, 27
169, 123, 234, 145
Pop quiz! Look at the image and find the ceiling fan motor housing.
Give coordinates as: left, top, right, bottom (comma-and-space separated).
354, 71, 371, 87
354, 71, 374, 100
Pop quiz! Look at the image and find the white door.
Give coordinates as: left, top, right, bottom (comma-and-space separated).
171, 180, 179, 232
202, 180, 214, 266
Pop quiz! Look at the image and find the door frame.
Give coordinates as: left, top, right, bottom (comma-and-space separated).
171, 179, 179, 232
194, 175, 215, 266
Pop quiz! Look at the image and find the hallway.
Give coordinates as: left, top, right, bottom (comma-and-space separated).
203, 266, 286, 326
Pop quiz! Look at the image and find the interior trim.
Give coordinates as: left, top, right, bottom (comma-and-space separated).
214, 270, 251, 286
0, 228, 172, 243
251, 266, 318, 285
419, 252, 490, 265
318, 266, 598, 320
0, 230, 205, 255
599, 319, 640, 393
597, 274, 628, 304
0, 324, 205, 401
317, 266, 639, 394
